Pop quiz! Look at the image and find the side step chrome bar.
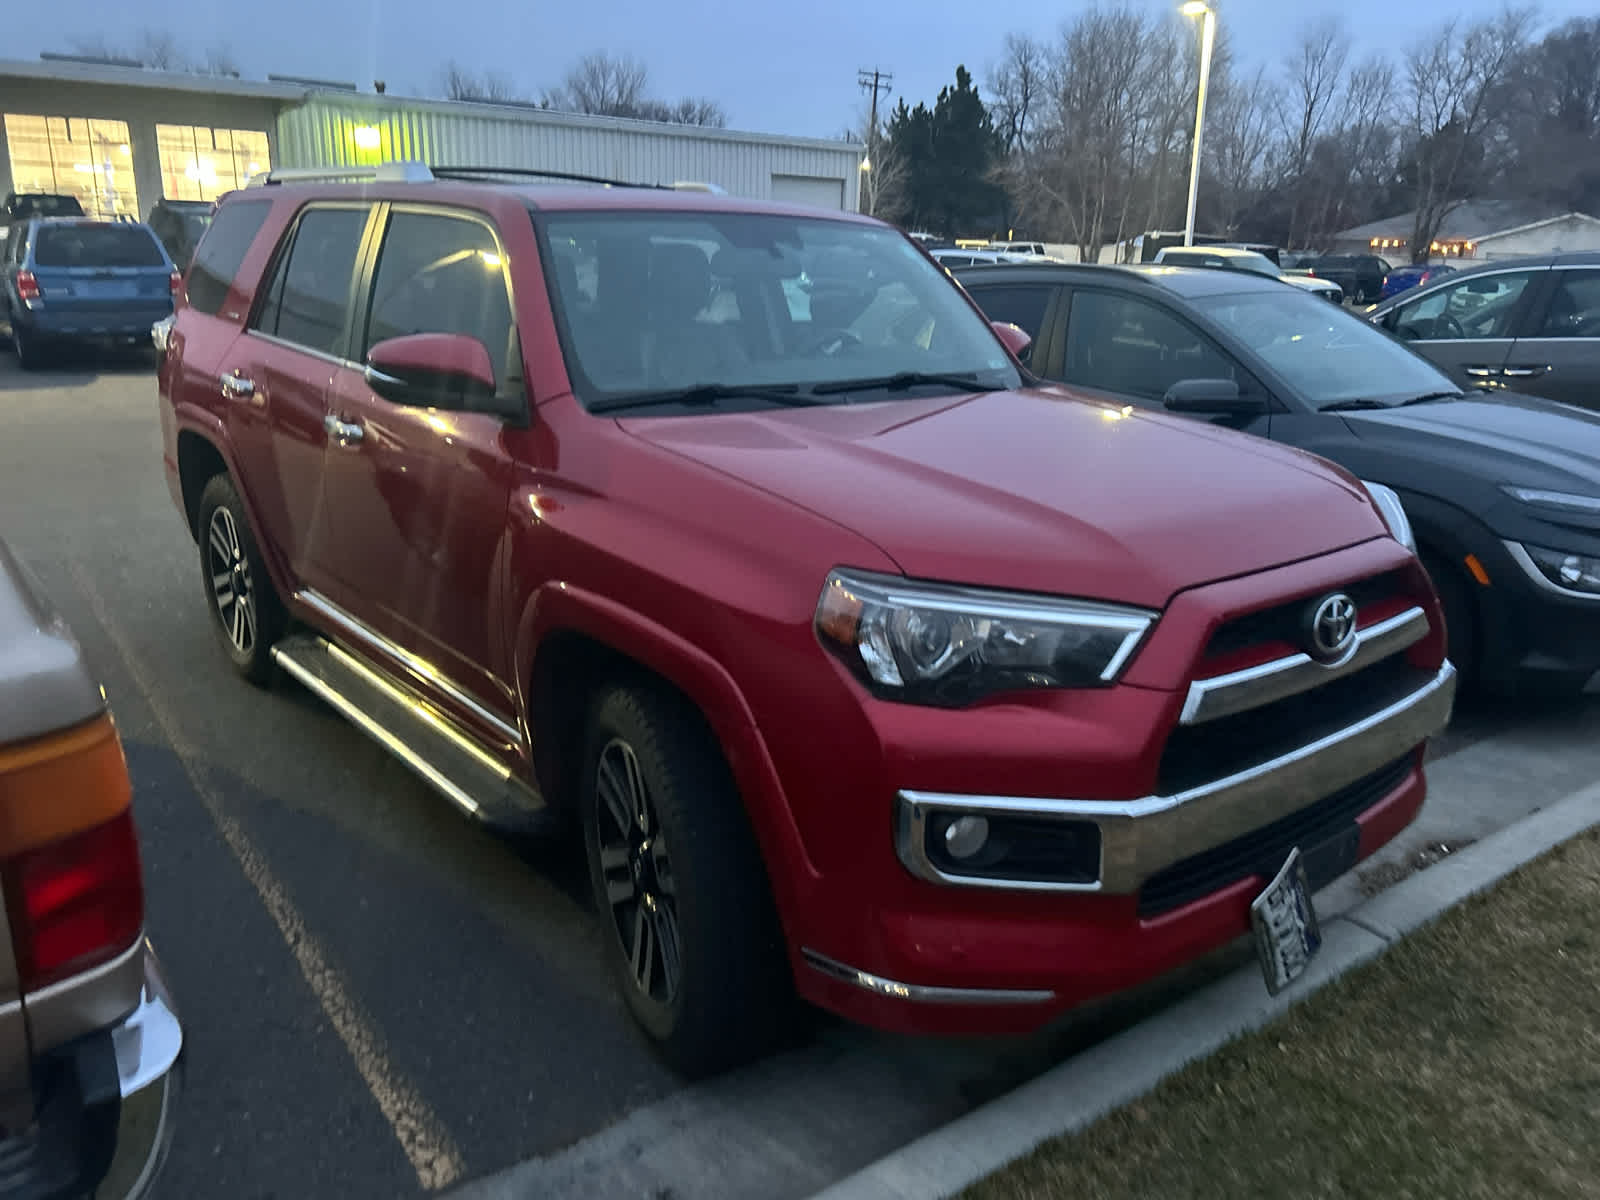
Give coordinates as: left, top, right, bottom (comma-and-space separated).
271, 634, 556, 835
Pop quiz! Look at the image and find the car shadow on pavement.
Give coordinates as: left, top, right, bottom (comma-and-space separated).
0, 343, 157, 388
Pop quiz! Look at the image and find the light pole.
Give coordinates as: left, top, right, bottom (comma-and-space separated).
1181, 1, 1216, 247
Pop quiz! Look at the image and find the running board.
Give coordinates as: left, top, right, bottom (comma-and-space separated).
271, 634, 555, 835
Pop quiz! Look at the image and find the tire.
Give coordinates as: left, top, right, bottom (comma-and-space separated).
581, 683, 793, 1077
13, 322, 41, 370
1422, 551, 1477, 692
195, 474, 286, 685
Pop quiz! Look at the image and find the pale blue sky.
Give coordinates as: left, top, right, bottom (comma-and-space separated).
14, 0, 1596, 139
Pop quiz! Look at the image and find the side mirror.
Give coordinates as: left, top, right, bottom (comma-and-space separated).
365, 333, 499, 412
990, 320, 1033, 362
1162, 377, 1265, 415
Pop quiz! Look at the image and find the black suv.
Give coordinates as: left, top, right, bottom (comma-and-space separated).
957, 261, 1600, 700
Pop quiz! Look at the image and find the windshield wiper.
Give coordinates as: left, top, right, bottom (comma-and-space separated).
590, 382, 826, 414
1319, 398, 1392, 412
1398, 390, 1464, 406
810, 371, 990, 397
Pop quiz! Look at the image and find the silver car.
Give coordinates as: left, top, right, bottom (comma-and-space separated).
0, 537, 182, 1196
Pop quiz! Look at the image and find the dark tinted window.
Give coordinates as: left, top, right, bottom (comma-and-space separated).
33, 223, 166, 268
966, 283, 1053, 341
1538, 272, 1600, 338
253, 206, 369, 356
363, 211, 515, 390
1064, 291, 1239, 402
7, 195, 83, 220
187, 199, 272, 316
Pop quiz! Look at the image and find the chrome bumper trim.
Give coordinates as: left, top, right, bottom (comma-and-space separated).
896, 661, 1455, 894
1180, 606, 1430, 725
801, 949, 1055, 1005
101, 942, 184, 1200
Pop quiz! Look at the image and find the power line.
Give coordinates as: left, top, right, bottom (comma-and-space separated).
857, 67, 893, 139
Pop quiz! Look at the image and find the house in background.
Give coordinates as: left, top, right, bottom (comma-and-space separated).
1329, 201, 1600, 264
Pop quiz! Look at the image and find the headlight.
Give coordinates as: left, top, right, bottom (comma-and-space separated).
1361, 480, 1415, 552
1501, 486, 1600, 518
1510, 543, 1600, 596
814, 569, 1155, 706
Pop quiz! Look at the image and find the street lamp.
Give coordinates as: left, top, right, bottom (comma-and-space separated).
1181, 1, 1216, 247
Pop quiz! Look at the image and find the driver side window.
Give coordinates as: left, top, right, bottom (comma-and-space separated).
1062, 291, 1240, 404
1390, 271, 1534, 341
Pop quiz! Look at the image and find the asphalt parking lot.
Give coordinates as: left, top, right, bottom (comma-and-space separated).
1, 349, 1597, 1199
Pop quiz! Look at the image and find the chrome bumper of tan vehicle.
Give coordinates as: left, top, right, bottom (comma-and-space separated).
895, 661, 1456, 894
100, 941, 184, 1200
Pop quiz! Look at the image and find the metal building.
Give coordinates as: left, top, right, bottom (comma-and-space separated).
277, 94, 863, 210
0, 54, 862, 222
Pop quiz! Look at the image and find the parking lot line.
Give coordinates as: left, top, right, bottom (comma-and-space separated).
68, 562, 466, 1191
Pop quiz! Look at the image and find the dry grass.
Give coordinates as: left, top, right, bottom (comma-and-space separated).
963, 829, 1600, 1200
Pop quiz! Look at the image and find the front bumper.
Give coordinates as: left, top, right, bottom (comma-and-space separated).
1469, 539, 1600, 687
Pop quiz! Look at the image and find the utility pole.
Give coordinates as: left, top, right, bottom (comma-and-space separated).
857, 68, 893, 214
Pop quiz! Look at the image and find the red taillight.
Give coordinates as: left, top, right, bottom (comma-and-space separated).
16, 270, 40, 302
169, 269, 182, 297
0, 714, 144, 993
2, 810, 144, 992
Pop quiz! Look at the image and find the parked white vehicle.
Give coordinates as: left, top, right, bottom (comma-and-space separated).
1154, 245, 1346, 304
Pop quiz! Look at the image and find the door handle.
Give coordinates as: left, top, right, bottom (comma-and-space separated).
1501, 365, 1549, 378
220, 372, 256, 398
323, 414, 365, 444
1462, 365, 1499, 378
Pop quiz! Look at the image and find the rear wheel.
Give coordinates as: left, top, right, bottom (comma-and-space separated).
196, 474, 286, 685
12, 322, 42, 370
581, 683, 793, 1077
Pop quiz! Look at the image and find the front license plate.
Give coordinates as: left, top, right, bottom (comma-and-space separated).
1250, 847, 1323, 996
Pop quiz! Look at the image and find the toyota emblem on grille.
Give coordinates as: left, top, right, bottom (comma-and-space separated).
1305, 593, 1358, 664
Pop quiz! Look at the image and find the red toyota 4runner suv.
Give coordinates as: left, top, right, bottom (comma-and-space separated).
155, 163, 1456, 1076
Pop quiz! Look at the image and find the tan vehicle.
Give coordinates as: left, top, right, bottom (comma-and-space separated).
0, 538, 181, 1197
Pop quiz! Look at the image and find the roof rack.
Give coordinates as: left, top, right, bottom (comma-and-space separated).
428, 166, 660, 189
244, 162, 435, 187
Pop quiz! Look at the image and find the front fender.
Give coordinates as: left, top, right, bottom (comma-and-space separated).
512, 581, 820, 934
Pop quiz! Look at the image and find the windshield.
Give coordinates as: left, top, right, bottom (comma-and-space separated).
1200, 289, 1459, 409
538, 211, 1021, 410
34, 223, 166, 268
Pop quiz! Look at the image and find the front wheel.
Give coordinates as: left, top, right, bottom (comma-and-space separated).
1422, 551, 1477, 693
581, 684, 793, 1077
196, 474, 286, 685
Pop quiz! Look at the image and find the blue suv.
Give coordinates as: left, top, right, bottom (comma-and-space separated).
2, 217, 178, 369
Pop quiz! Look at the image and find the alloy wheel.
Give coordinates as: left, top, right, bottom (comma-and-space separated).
206, 507, 256, 654
594, 738, 683, 1005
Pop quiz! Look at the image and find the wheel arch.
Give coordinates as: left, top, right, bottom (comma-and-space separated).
517, 584, 818, 938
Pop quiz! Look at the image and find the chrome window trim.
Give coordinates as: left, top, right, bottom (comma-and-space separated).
895, 661, 1455, 894
800, 949, 1055, 1006
1179, 605, 1430, 725
1503, 541, 1600, 602
295, 589, 524, 745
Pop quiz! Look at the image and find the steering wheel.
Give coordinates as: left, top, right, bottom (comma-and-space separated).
1436, 313, 1466, 339
803, 327, 864, 357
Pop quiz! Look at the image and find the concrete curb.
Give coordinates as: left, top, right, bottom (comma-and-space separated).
808, 780, 1600, 1200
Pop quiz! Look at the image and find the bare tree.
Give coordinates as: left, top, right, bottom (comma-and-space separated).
1275, 17, 1351, 247
1204, 65, 1278, 236
442, 62, 520, 103
133, 28, 190, 71
634, 97, 728, 127
201, 45, 241, 78
1403, 7, 1535, 262
852, 103, 905, 217
547, 52, 651, 117
988, 33, 1046, 154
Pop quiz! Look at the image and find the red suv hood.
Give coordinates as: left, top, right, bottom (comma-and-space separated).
622, 388, 1387, 608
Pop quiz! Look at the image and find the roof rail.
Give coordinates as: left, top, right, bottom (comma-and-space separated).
428, 166, 660, 189
245, 162, 435, 187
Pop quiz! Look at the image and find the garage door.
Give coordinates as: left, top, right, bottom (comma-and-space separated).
770, 174, 845, 210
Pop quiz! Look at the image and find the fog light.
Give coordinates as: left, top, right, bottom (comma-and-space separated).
942, 815, 990, 860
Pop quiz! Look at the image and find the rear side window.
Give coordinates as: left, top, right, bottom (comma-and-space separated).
252, 206, 370, 357
33, 224, 166, 268
966, 283, 1053, 341
187, 199, 272, 316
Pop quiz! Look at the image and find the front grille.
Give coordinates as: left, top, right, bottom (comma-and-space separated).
1203, 570, 1404, 665
1157, 653, 1426, 796
1138, 755, 1412, 918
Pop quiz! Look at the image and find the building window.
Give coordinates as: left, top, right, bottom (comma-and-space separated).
3, 114, 138, 220
156, 125, 271, 202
